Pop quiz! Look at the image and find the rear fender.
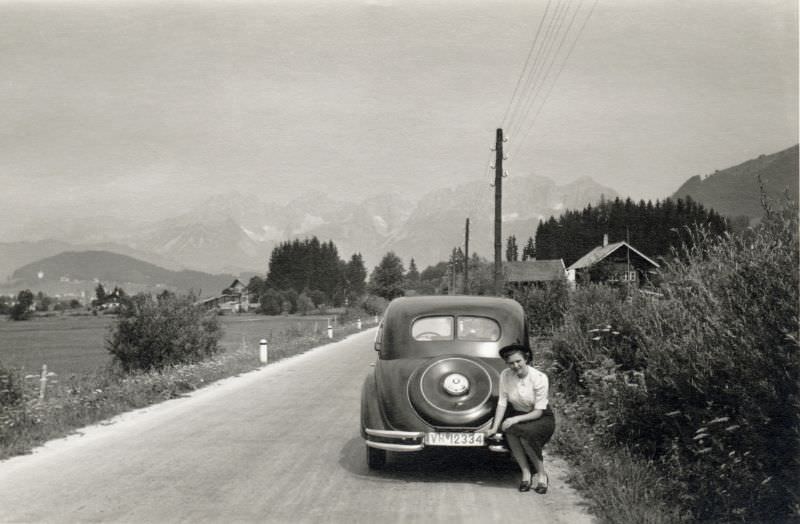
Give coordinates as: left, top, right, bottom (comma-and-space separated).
360, 372, 385, 438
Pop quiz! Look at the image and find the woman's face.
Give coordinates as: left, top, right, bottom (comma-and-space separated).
504, 351, 528, 377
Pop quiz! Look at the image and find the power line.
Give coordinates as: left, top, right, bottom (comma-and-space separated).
511, 0, 583, 141
508, 1, 568, 135
500, 0, 553, 129
513, 0, 599, 157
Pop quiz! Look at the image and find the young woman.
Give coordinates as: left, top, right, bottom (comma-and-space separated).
486, 344, 556, 493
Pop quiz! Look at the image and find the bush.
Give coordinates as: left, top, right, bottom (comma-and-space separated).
507, 280, 569, 335
362, 294, 388, 316
552, 204, 799, 522
106, 293, 223, 372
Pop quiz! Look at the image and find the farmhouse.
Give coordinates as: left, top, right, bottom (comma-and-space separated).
504, 259, 567, 289
567, 234, 660, 286
197, 279, 254, 313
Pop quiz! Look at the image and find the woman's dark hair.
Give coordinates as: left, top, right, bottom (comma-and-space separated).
499, 344, 532, 364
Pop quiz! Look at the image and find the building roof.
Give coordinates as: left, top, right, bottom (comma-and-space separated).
504, 259, 566, 282
567, 241, 660, 271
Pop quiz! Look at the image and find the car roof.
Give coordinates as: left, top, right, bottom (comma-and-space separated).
384, 295, 524, 317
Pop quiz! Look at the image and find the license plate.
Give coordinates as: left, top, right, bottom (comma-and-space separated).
425, 432, 485, 447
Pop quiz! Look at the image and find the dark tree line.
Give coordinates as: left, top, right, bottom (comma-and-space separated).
249, 237, 367, 314
535, 196, 728, 266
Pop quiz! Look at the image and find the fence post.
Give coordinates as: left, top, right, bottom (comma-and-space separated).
259, 339, 268, 364
39, 364, 47, 401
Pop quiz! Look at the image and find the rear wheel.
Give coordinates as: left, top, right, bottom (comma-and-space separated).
366, 446, 387, 469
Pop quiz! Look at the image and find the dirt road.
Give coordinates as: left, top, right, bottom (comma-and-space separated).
0, 329, 594, 523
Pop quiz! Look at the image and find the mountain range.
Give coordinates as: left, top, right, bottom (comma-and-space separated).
2, 144, 796, 296
1, 174, 618, 281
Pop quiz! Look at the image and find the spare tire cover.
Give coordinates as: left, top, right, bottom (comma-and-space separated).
408, 355, 497, 427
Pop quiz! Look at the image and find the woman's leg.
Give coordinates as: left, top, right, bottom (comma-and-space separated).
505, 433, 532, 482
520, 440, 547, 485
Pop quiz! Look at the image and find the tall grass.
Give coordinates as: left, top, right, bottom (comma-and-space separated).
551, 203, 799, 522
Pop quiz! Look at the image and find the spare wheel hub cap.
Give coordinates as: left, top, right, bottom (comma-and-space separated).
443, 373, 469, 396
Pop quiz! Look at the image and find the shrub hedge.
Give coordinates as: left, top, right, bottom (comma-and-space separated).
106, 293, 222, 372
551, 206, 799, 522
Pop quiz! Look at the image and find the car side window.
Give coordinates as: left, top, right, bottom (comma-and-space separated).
412, 316, 454, 341
457, 316, 501, 341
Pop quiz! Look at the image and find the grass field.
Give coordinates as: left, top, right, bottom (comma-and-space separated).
0, 313, 340, 376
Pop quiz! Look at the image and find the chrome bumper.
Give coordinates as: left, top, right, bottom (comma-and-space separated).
364, 428, 508, 452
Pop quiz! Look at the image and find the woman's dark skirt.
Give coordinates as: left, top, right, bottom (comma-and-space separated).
504, 407, 556, 461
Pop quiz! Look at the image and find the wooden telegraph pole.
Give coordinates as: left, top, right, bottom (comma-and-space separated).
493, 128, 504, 295
464, 218, 470, 295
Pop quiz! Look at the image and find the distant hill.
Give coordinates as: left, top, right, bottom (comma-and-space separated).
673, 145, 798, 219
3, 251, 236, 299
0, 240, 184, 282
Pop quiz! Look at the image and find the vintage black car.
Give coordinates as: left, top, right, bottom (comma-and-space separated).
360, 295, 530, 468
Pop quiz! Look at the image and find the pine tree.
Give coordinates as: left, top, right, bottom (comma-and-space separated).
522, 237, 536, 260
505, 235, 519, 261
368, 252, 406, 301
405, 258, 421, 289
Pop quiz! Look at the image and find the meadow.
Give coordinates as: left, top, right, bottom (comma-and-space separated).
0, 313, 340, 376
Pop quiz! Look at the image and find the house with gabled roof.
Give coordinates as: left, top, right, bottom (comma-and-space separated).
566, 234, 660, 287
197, 278, 254, 313
504, 259, 566, 289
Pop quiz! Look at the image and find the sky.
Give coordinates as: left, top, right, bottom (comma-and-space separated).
0, 0, 796, 232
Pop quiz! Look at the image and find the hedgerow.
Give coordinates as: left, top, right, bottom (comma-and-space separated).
551, 203, 799, 522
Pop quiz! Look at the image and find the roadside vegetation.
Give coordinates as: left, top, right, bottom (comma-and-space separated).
0, 295, 370, 461
535, 201, 798, 523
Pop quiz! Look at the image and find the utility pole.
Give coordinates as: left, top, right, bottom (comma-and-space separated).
464, 218, 470, 295
493, 128, 504, 295
449, 251, 456, 295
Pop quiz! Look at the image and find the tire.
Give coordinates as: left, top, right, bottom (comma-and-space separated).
366, 445, 387, 469
408, 355, 498, 427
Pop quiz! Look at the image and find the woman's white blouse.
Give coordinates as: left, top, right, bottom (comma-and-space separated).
497, 366, 549, 412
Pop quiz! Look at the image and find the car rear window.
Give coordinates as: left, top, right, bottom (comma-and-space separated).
457, 316, 501, 341
411, 316, 454, 340
411, 316, 501, 342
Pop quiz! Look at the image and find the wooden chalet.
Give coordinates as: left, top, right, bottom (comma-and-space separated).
197, 279, 253, 312
566, 235, 659, 286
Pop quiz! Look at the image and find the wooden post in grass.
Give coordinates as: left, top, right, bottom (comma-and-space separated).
39, 364, 47, 400
259, 339, 268, 364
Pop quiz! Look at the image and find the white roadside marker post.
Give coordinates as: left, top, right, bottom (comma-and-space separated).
327, 319, 333, 339
357, 318, 362, 330
259, 339, 268, 364
39, 364, 48, 400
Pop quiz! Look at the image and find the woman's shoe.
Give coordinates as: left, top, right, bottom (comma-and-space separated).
533, 474, 549, 494
518, 479, 532, 492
